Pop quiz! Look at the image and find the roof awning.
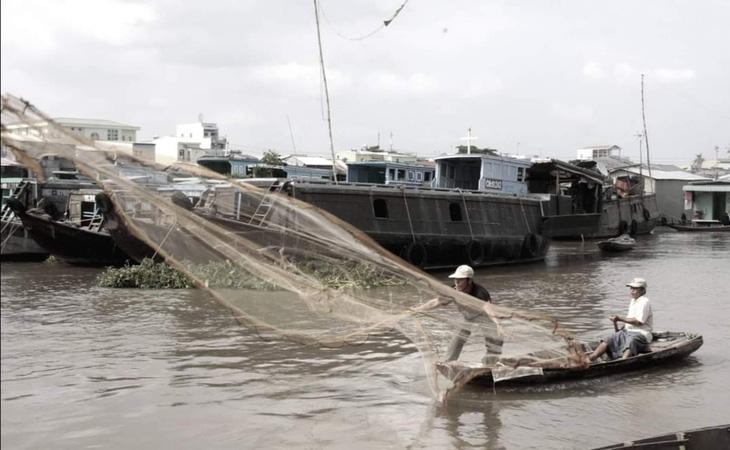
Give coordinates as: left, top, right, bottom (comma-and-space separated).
683, 184, 730, 192
528, 159, 606, 184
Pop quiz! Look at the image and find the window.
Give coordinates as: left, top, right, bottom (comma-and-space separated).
397, 169, 406, 181
107, 129, 118, 140
373, 199, 389, 218
447, 165, 455, 179
90, 132, 100, 140
449, 203, 463, 222
407, 170, 415, 181
389, 168, 396, 181
416, 172, 423, 182
517, 167, 525, 182
424, 172, 432, 182
179, 149, 185, 160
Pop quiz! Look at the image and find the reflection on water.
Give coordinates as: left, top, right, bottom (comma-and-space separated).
2, 231, 729, 449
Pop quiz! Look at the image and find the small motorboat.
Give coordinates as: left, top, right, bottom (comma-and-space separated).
597, 234, 636, 252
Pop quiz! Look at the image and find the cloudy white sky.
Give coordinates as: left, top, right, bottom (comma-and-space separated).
2, 0, 728, 164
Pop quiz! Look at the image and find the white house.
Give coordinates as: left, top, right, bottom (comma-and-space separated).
336, 146, 418, 164
576, 145, 621, 160
153, 120, 228, 166
3, 117, 140, 143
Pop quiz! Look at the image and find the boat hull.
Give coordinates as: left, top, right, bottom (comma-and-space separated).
1, 216, 49, 260
667, 223, 730, 232
439, 331, 702, 386
591, 424, 730, 450
8, 206, 131, 266
287, 182, 550, 270
543, 194, 660, 239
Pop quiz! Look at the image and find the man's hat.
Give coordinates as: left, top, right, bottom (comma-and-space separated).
626, 277, 647, 288
448, 265, 474, 279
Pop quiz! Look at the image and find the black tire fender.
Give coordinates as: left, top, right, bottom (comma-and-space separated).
522, 233, 539, 258
618, 220, 629, 235
630, 220, 638, 235
643, 208, 651, 221
402, 242, 427, 268
464, 240, 484, 266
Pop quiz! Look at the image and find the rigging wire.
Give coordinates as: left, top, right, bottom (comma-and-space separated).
317, 0, 410, 41
644, 73, 730, 121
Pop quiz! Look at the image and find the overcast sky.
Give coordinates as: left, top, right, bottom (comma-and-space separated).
2, 0, 728, 164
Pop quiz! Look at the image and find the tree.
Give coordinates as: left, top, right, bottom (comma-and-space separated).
260, 150, 284, 166
252, 150, 285, 178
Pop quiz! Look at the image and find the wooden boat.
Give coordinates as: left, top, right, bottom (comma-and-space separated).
95, 191, 227, 265
437, 331, 702, 386
597, 234, 635, 252
5, 189, 132, 266
591, 423, 730, 450
528, 159, 660, 239
668, 221, 730, 232
1, 180, 48, 260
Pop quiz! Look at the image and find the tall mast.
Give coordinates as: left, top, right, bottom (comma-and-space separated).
641, 74, 653, 182
313, 0, 338, 183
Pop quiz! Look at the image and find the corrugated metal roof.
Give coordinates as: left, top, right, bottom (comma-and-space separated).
683, 185, 730, 192
683, 182, 730, 192
623, 168, 710, 181
54, 117, 140, 129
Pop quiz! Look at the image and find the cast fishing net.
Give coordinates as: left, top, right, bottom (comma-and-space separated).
1, 94, 588, 401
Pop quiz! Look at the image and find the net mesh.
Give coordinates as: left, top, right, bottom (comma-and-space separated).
1, 94, 588, 401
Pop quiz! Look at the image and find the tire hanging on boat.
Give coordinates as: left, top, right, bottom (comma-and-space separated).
521, 233, 539, 258
630, 220, 639, 235
402, 242, 427, 268
618, 220, 629, 235
643, 208, 651, 221
464, 240, 484, 266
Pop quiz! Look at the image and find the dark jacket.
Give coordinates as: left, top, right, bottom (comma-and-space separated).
469, 282, 491, 302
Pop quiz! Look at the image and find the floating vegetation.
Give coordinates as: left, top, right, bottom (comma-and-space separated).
98, 258, 191, 289
44, 255, 58, 264
298, 260, 405, 290
97, 257, 404, 291
189, 259, 276, 290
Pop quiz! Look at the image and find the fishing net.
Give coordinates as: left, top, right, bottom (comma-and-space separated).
1, 94, 588, 401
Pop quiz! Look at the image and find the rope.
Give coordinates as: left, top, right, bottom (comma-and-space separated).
518, 198, 531, 233
459, 189, 474, 240
151, 218, 177, 261
402, 187, 416, 242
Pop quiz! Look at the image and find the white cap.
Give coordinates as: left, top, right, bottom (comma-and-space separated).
626, 277, 647, 288
448, 265, 474, 279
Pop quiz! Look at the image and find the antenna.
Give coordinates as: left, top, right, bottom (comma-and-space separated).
286, 114, 298, 162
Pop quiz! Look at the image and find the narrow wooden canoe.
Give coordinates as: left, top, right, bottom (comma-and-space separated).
667, 223, 730, 232
438, 331, 702, 386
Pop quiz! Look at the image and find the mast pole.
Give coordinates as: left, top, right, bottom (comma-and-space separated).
313, 0, 338, 183
641, 74, 652, 181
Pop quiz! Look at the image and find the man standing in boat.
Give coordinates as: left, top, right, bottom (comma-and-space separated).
588, 277, 653, 361
443, 265, 503, 364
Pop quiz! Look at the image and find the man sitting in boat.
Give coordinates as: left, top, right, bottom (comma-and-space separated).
442, 265, 503, 364
588, 277, 653, 362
